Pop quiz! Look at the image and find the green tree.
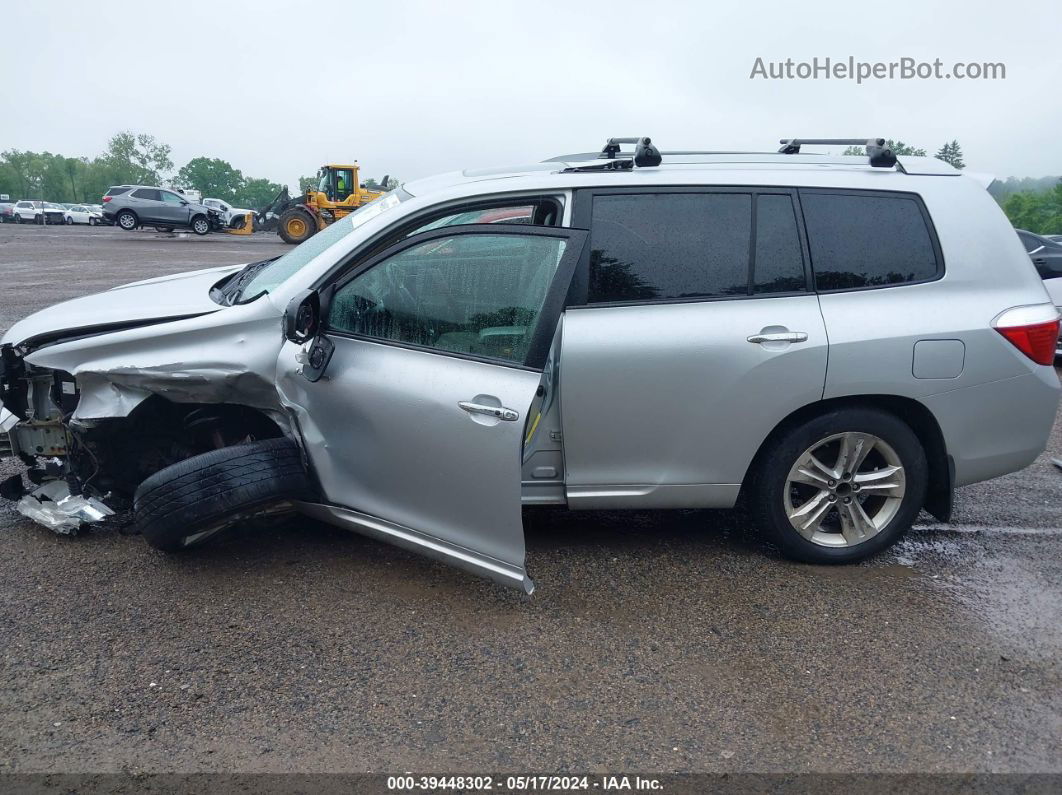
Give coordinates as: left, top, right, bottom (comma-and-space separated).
934, 140, 965, 169
176, 157, 245, 203
236, 177, 285, 209
298, 175, 318, 193
1, 150, 47, 199
100, 131, 174, 186
1002, 183, 1062, 234
841, 140, 926, 157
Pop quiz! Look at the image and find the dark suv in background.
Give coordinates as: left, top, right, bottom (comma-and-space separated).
101, 186, 221, 235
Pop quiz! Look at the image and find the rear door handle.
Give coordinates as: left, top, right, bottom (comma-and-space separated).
747, 331, 809, 344
459, 401, 520, 421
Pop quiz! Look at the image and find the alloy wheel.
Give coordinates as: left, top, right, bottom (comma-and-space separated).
783, 432, 906, 548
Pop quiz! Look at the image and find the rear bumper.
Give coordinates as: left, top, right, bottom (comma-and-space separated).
924, 367, 1061, 487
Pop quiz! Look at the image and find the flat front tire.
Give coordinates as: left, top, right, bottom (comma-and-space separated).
133, 438, 313, 552
750, 407, 928, 564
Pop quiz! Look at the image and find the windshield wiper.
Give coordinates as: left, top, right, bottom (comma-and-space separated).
213, 257, 280, 306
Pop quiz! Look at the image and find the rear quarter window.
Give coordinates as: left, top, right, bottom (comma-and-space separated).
800, 190, 941, 291
105, 187, 132, 197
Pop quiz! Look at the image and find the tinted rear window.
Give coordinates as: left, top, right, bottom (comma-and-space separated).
588, 193, 752, 303
131, 188, 160, 201
801, 191, 940, 291
105, 187, 132, 196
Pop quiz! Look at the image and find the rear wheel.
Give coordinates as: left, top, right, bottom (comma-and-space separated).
133, 438, 313, 552
116, 209, 137, 231
278, 207, 317, 244
191, 215, 210, 236
751, 407, 927, 564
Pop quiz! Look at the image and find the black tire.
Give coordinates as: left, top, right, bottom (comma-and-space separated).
750, 407, 928, 564
278, 207, 317, 244
15, 214, 21, 224
116, 209, 137, 231
89, 217, 96, 226
133, 438, 313, 552
190, 215, 210, 236
65, 216, 73, 225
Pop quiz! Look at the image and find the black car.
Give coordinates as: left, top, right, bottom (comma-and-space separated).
1016, 229, 1062, 280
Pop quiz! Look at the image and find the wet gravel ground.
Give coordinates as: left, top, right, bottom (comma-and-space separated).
0, 224, 1060, 774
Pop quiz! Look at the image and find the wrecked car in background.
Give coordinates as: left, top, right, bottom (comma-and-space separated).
1, 137, 1060, 593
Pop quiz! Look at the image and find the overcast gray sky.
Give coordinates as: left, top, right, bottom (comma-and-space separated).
3, 0, 1060, 189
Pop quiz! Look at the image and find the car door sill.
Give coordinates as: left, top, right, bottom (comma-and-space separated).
294, 501, 534, 594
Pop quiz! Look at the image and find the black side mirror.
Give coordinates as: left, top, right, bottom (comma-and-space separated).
284, 289, 321, 343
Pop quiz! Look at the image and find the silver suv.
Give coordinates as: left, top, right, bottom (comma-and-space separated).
101, 185, 220, 235
2, 137, 1059, 592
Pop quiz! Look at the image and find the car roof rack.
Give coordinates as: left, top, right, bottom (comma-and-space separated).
778, 138, 899, 168
552, 136, 905, 172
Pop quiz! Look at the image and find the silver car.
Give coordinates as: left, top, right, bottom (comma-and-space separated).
101, 185, 220, 235
2, 137, 1059, 592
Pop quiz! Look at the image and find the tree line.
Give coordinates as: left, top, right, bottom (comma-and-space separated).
0, 131, 285, 209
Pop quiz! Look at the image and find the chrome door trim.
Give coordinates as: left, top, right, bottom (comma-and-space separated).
458, 401, 520, 421
294, 501, 535, 593
747, 331, 809, 344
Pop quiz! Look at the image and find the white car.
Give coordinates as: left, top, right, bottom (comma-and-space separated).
64, 205, 102, 226
202, 198, 252, 228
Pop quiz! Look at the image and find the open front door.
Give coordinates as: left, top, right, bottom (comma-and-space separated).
277, 225, 587, 592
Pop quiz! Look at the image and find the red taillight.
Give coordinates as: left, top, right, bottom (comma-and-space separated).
102, 195, 111, 202
995, 319, 1060, 366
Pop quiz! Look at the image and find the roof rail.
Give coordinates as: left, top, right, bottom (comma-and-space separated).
778, 138, 898, 168
553, 136, 907, 172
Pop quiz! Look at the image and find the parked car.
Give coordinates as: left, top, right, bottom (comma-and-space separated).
10, 201, 64, 224
100, 185, 221, 235
63, 205, 103, 226
203, 197, 253, 228
1, 139, 1059, 593
0, 202, 14, 223
1017, 230, 1062, 359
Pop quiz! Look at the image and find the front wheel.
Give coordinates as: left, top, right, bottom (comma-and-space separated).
191, 215, 210, 236
14, 214, 22, 224
278, 207, 317, 244
65, 216, 73, 225
116, 209, 137, 231
89, 217, 96, 226
134, 438, 313, 551
751, 407, 928, 564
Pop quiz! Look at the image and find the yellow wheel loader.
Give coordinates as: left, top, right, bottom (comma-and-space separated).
277, 163, 386, 244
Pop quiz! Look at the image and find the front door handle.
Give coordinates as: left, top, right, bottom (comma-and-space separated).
747, 331, 809, 344
459, 401, 520, 422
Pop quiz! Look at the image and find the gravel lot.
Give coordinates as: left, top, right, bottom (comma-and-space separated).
0, 224, 1060, 774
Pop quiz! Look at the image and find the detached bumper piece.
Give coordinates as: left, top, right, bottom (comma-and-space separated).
16, 480, 114, 535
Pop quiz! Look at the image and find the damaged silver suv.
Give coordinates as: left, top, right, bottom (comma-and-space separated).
2, 137, 1059, 593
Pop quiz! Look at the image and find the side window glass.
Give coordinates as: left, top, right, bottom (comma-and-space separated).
801, 191, 940, 290
588, 193, 752, 303
132, 188, 160, 201
754, 194, 806, 294
160, 191, 185, 204
328, 233, 567, 365
1018, 232, 1041, 253
404, 204, 548, 239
